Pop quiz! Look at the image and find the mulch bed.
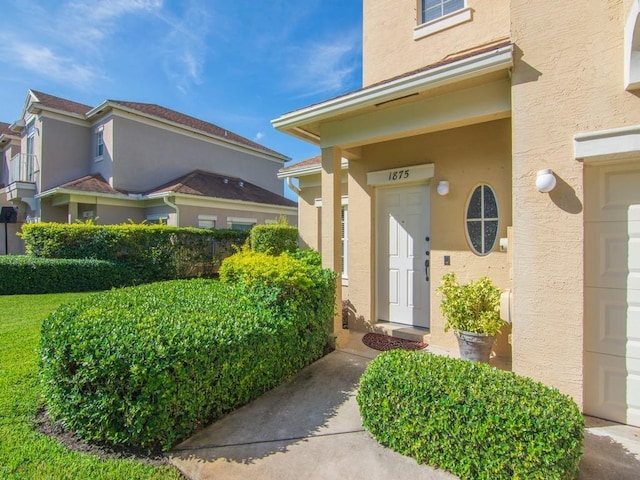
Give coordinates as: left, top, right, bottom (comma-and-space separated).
362, 332, 428, 351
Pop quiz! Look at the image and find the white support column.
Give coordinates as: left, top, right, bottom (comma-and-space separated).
321, 147, 344, 338
68, 202, 78, 224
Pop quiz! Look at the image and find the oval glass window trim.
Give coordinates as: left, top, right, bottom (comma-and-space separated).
464, 184, 499, 256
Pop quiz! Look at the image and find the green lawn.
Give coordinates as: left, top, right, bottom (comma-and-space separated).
0, 293, 184, 480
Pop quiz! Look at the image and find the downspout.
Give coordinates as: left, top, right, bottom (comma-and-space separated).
286, 176, 302, 195
163, 195, 179, 226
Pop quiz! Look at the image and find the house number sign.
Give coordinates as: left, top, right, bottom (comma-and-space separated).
366, 163, 435, 186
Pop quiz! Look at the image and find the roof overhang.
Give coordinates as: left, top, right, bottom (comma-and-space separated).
272, 43, 513, 145
278, 157, 349, 179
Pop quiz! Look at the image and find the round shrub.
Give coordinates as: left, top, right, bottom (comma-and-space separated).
40, 278, 333, 451
357, 350, 584, 480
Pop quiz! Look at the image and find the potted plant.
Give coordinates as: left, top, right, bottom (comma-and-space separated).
436, 272, 507, 363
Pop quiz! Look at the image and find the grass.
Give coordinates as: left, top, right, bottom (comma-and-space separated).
0, 293, 184, 480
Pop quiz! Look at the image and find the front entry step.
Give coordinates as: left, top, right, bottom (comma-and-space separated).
373, 321, 430, 344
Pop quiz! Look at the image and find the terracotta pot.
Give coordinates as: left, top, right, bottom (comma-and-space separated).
455, 330, 496, 363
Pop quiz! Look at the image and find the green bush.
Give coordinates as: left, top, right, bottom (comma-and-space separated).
40, 275, 336, 451
20, 223, 249, 283
357, 350, 584, 480
0, 256, 132, 294
250, 222, 298, 255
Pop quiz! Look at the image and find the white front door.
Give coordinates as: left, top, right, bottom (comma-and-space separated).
377, 184, 430, 327
584, 161, 640, 427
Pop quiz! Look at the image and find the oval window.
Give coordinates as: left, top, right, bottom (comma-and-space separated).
465, 184, 499, 256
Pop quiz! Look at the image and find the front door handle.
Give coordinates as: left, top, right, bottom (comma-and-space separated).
425, 258, 430, 282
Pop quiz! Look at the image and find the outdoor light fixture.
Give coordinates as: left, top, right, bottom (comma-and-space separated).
535, 169, 557, 193
437, 180, 450, 196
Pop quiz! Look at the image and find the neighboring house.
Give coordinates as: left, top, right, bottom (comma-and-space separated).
274, 0, 640, 428
0, 122, 23, 254
2, 90, 296, 236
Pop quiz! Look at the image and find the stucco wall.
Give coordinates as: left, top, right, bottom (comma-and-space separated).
39, 117, 91, 192
175, 204, 296, 229
363, 0, 510, 86
510, 0, 640, 405
346, 119, 512, 349
295, 184, 321, 250
110, 115, 284, 195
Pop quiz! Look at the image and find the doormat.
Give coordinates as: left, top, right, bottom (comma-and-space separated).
362, 332, 428, 351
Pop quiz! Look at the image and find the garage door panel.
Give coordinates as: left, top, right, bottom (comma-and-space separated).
585, 164, 640, 222
585, 287, 640, 358
584, 352, 640, 426
585, 221, 631, 290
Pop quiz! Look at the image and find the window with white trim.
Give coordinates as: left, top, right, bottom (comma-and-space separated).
227, 216, 256, 231
465, 184, 499, 256
95, 128, 104, 160
421, 0, 464, 24
146, 213, 169, 225
198, 214, 217, 229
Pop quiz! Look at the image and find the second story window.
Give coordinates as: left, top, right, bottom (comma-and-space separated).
422, 0, 465, 24
95, 129, 104, 160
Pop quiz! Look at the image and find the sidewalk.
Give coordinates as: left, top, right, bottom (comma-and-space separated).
169, 333, 640, 480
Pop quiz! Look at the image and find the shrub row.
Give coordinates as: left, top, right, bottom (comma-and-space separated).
20, 223, 249, 283
250, 223, 298, 255
40, 253, 336, 451
0, 256, 132, 294
357, 350, 584, 480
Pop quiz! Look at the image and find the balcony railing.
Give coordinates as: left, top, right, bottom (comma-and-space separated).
9, 153, 39, 184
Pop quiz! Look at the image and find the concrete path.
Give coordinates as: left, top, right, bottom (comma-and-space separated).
169, 335, 640, 480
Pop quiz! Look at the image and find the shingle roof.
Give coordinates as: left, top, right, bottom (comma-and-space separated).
30, 90, 93, 116
280, 155, 321, 173
147, 170, 297, 207
109, 101, 285, 158
0, 122, 13, 136
57, 173, 124, 195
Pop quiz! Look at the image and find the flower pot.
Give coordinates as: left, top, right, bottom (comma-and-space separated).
455, 330, 496, 363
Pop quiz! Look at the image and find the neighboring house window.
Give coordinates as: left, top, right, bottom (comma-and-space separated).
198, 215, 217, 229
95, 129, 104, 160
227, 216, 257, 231
146, 214, 169, 224
341, 205, 348, 279
26, 123, 35, 182
465, 184, 499, 256
421, 0, 464, 23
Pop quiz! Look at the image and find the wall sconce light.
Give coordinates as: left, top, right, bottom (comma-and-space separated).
437, 180, 449, 196
535, 169, 557, 193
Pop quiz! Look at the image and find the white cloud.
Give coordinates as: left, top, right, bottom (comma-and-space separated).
255, 131, 265, 141
0, 41, 99, 88
285, 31, 361, 97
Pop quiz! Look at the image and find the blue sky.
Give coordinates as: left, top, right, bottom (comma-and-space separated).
0, 1, 363, 199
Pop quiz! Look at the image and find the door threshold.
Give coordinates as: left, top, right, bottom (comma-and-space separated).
373, 321, 430, 343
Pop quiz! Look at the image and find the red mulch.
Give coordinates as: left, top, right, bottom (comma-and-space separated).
362, 332, 428, 351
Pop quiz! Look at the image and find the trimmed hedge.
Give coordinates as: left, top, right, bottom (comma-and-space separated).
0, 256, 132, 294
357, 350, 584, 480
40, 268, 336, 451
250, 223, 298, 255
20, 223, 249, 283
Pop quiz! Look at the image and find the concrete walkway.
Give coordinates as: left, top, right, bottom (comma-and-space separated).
169, 333, 640, 480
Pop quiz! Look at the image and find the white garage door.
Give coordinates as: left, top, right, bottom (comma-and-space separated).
584, 161, 640, 427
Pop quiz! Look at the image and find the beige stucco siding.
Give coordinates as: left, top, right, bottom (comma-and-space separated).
344, 119, 511, 349
39, 117, 90, 192
363, 0, 510, 86
510, 0, 640, 405
174, 204, 296, 229
110, 115, 283, 194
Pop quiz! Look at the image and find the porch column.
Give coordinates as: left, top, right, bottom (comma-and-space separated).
320, 146, 344, 339
68, 202, 78, 224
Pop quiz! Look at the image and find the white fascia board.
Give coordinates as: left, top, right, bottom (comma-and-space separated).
574, 125, 640, 162
36, 187, 136, 202
170, 193, 297, 214
277, 158, 349, 179
272, 44, 513, 131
